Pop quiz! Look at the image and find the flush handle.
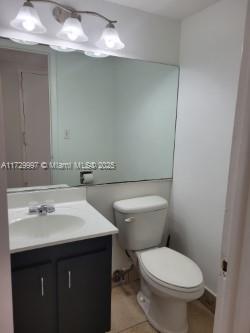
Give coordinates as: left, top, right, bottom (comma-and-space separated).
124, 217, 135, 223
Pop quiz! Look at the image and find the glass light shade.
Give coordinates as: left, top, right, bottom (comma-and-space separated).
50, 45, 76, 52
96, 23, 125, 50
84, 50, 109, 58
57, 17, 88, 42
10, 2, 46, 33
11, 38, 38, 45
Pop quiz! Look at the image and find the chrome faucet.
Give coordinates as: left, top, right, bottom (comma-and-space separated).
29, 204, 55, 216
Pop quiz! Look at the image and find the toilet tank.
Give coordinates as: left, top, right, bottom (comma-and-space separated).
113, 196, 168, 251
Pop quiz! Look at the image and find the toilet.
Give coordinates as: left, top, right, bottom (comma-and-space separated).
113, 195, 204, 333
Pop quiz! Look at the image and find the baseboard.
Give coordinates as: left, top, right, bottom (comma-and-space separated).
199, 288, 216, 314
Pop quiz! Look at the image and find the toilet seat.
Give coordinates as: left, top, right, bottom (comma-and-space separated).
137, 247, 204, 293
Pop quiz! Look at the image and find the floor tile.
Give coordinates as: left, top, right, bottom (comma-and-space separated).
122, 321, 157, 333
109, 282, 214, 333
188, 301, 214, 333
109, 282, 146, 333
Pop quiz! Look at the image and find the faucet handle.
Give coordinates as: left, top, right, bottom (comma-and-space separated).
28, 202, 55, 215
44, 204, 55, 214
37, 204, 55, 216
28, 201, 39, 214
29, 205, 40, 214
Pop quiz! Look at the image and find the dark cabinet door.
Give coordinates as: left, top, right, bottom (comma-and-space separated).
57, 250, 111, 333
12, 263, 56, 333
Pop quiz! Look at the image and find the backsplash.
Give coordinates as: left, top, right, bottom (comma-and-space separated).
7, 187, 86, 209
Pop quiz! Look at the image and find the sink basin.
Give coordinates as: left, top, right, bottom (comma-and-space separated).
9, 214, 85, 239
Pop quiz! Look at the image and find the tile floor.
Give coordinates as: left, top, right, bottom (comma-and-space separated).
109, 282, 214, 333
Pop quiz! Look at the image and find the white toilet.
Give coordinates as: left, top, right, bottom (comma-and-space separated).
113, 195, 204, 333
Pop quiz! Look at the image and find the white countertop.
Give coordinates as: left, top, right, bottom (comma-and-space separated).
9, 200, 118, 253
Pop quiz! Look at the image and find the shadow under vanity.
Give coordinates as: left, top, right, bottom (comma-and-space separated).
8, 187, 118, 333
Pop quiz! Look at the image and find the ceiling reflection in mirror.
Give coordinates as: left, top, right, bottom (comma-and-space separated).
0, 39, 179, 188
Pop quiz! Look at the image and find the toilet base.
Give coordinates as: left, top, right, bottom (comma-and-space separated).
137, 291, 188, 333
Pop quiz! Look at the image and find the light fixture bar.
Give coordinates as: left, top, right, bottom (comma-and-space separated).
74, 11, 117, 24
28, 0, 118, 23
10, 0, 125, 50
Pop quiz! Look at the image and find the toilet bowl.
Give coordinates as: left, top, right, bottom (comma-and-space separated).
136, 247, 204, 333
113, 196, 204, 333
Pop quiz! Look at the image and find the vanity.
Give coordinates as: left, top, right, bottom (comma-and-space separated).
8, 187, 118, 333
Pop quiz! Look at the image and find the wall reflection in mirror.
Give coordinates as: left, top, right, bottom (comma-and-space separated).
0, 39, 179, 188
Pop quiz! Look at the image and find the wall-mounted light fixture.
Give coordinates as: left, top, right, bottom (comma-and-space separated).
56, 15, 88, 42
96, 23, 125, 50
10, 0, 125, 51
11, 1, 46, 33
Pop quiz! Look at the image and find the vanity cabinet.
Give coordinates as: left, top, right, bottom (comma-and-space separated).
11, 236, 112, 333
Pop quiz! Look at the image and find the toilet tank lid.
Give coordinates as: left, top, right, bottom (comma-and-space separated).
113, 196, 168, 213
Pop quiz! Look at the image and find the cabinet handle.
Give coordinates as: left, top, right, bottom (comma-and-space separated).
68, 270, 71, 289
41, 277, 44, 297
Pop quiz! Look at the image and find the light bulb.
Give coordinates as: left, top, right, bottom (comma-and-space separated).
57, 16, 88, 43
10, 1, 46, 34
96, 23, 125, 51
22, 20, 35, 31
106, 39, 115, 48
67, 31, 78, 41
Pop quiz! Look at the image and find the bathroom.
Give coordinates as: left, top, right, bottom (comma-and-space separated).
0, 0, 250, 332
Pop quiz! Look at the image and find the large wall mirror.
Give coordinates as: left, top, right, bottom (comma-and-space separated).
0, 39, 179, 188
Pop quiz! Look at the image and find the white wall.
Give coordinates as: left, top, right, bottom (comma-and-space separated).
169, 0, 247, 294
0, 0, 181, 65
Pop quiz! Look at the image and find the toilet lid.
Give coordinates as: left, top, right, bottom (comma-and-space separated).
113, 196, 167, 213
138, 247, 203, 290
